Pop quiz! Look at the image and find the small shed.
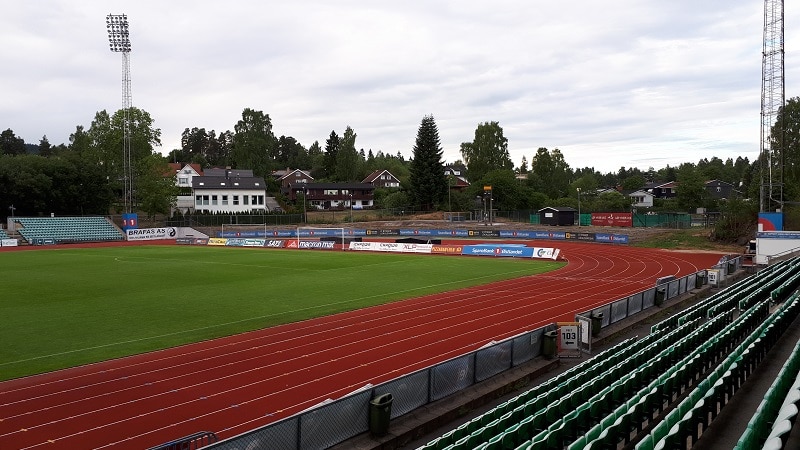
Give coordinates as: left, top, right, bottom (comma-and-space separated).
538, 206, 577, 226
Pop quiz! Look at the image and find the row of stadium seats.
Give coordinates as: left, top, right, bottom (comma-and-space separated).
639, 293, 800, 450
416, 257, 800, 450
651, 258, 800, 332
15, 217, 124, 244
0, 229, 9, 239
736, 335, 800, 450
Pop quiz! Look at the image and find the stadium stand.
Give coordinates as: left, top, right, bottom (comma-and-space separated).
0, 229, 9, 240
14, 216, 124, 244
407, 257, 800, 450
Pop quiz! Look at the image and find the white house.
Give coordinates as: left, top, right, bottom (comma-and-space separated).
192, 174, 268, 214
628, 189, 654, 208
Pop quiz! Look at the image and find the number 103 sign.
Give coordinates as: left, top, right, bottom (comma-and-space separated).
558, 322, 580, 350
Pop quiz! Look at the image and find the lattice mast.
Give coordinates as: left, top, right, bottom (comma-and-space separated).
106, 14, 134, 214
760, 0, 785, 213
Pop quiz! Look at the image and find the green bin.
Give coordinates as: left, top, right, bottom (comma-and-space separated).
695, 271, 706, 289
655, 287, 666, 307
591, 313, 603, 337
542, 331, 557, 359
369, 393, 393, 436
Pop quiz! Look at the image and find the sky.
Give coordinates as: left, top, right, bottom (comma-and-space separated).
2, 1, 799, 174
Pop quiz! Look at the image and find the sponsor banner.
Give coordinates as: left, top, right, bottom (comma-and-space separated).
126, 227, 177, 241
594, 233, 629, 244
0, 239, 18, 247
399, 229, 433, 236
591, 212, 633, 227
208, 238, 228, 246
266, 240, 285, 248
220, 231, 263, 238
176, 237, 210, 245
462, 245, 559, 260
499, 230, 536, 238
757, 231, 800, 239
226, 238, 246, 247
299, 240, 336, 249
433, 229, 470, 237
226, 238, 266, 247
269, 230, 295, 237
348, 241, 433, 253
565, 232, 596, 242
431, 245, 463, 255
467, 230, 501, 238
298, 229, 344, 237
533, 231, 566, 240
366, 229, 399, 236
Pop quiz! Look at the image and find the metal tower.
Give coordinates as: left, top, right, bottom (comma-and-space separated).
760, 0, 785, 213
106, 14, 134, 213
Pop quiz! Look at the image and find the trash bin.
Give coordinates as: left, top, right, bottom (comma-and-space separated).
369, 393, 393, 436
655, 287, 666, 307
695, 271, 706, 289
727, 260, 736, 274
542, 331, 557, 359
591, 313, 603, 338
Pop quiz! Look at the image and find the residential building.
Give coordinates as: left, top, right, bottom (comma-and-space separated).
288, 182, 375, 210
362, 169, 400, 189
705, 179, 742, 200
192, 173, 268, 214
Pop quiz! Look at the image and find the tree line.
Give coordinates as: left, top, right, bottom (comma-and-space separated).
3, 98, 800, 238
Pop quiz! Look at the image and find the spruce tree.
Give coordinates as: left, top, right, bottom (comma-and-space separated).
409, 115, 447, 210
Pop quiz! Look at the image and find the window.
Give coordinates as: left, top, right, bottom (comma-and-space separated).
222, 195, 228, 205
243, 195, 249, 205
257, 195, 264, 205
233, 195, 239, 205
212, 195, 218, 205
202, 195, 209, 205
195, 195, 202, 206
179, 177, 188, 185
324, 189, 338, 195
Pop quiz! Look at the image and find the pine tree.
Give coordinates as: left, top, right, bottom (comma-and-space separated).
409, 115, 447, 210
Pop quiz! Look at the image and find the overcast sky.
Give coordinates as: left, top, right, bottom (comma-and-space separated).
2, 1, 798, 173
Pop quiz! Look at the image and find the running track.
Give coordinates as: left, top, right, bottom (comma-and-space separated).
0, 241, 726, 449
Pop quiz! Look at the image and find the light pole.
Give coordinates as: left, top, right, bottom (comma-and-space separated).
106, 13, 134, 214
577, 188, 581, 226
302, 186, 308, 223
349, 193, 353, 223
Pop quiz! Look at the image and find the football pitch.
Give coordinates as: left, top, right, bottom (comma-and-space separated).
0, 245, 563, 381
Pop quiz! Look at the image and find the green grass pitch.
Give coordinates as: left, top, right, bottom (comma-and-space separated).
0, 245, 563, 381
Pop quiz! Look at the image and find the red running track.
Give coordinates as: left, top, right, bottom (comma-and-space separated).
0, 241, 726, 449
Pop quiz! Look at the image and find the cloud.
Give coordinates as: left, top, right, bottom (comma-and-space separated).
0, 0, 796, 173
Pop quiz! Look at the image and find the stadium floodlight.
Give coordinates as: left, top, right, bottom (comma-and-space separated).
106, 14, 131, 52
105, 14, 134, 214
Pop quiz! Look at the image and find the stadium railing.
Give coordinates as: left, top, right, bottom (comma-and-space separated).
201, 257, 747, 450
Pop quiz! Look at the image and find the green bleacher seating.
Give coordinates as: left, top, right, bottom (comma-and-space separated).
15, 216, 124, 244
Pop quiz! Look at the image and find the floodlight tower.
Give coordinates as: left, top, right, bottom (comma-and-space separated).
759, 0, 785, 213
106, 14, 134, 213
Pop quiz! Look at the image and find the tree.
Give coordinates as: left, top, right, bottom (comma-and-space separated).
409, 115, 447, 210
335, 126, 360, 181
231, 108, 277, 177
0, 129, 26, 155
675, 163, 707, 212
322, 131, 340, 179
460, 121, 513, 181
621, 175, 645, 191
38, 135, 53, 157
768, 96, 800, 202
528, 147, 572, 199
136, 154, 181, 221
